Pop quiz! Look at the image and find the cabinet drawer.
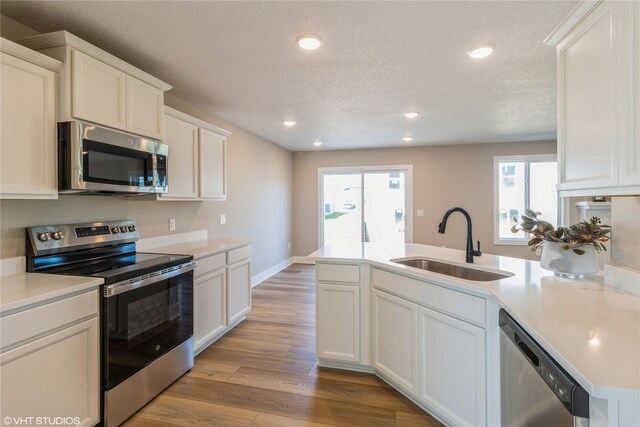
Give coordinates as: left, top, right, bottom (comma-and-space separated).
317, 263, 360, 284
371, 268, 485, 326
195, 253, 225, 277
227, 245, 251, 265
0, 290, 98, 350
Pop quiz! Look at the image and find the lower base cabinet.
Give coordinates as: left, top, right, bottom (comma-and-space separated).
372, 289, 417, 393
193, 244, 252, 355
417, 305, 486, 427
227, 259, 251, 325
1, 292, 99, 427
317, 283, 361, 363
195, 268, 226, 350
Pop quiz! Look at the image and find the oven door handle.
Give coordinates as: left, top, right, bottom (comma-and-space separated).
104, 262, 195, 298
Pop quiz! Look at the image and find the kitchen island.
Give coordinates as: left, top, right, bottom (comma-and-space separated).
308, 243, 640, 427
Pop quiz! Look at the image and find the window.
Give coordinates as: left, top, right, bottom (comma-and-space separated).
494, 155, 558, 244
319, 166, 413, 247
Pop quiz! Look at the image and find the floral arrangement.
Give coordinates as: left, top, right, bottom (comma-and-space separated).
511, 209, 611, 255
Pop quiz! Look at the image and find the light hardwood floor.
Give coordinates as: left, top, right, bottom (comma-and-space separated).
125, 264, 443, 427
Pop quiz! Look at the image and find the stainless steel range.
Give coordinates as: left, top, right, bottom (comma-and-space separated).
26, 221, 194, 427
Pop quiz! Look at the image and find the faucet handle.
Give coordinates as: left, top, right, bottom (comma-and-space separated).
473, 240, 482, 257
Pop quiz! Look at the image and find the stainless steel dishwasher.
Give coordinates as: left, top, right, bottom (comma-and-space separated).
499, 309, 590, 426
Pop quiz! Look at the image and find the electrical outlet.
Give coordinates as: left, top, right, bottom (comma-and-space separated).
417, 210, 425, 217
169, 218, 176, 231
219, 214, 226, 225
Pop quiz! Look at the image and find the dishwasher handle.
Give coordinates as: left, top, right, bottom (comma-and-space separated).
499, 309, 589, 419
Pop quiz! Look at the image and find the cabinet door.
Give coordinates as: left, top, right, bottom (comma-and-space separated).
72, 49, 126, 130
159, 114, 199, 200
227, 260, 251, 325
0, 54, 57, 199
199, 128, 227, 200
317, 283, 360, 363
372, 289, 417, 393
556, 1, 630, 192
126, 75, 164, 139
621, 1, 640, 187
417, 306, 486, 427
195, 268, 226, 353
0, 318, 99, 427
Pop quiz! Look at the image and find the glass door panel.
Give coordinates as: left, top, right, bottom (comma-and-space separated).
363, 172, 406, 244
323, 174, 362, 246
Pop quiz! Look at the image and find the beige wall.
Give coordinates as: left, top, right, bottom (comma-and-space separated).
0, 16, 293, 276
293, 141, 556, 259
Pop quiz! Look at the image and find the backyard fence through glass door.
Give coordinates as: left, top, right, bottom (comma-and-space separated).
320, 166, 413, 247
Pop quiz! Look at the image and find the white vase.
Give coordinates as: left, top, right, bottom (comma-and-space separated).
540, 241, 599, 278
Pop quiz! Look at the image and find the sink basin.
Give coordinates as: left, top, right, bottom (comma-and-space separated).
392, 258, 511, 282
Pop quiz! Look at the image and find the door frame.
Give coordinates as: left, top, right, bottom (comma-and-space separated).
318, 165, 414, 247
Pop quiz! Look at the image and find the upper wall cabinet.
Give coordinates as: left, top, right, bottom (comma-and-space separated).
1, 38, 62, 200
18, 31, 171, 140
546, 1, 640, 197
159, 107, 231, 201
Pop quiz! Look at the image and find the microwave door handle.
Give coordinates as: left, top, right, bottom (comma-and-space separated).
104, 262, 195, 298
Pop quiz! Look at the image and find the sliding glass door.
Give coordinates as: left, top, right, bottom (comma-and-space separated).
320, 166, 412, 247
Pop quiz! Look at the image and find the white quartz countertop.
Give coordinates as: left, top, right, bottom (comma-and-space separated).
308, 243, 640, 402
0, 273, 103, 314
143, 238, 251, 260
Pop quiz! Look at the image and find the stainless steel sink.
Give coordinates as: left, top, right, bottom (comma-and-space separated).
392, 258, 511, 281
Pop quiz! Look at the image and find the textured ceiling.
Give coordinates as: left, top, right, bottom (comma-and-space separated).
1, 1, 577, 151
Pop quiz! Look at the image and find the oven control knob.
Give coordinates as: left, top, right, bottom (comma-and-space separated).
51, 231, 64, 240
120, 226, 129, 233
111, 227, 119, 234
128, 225, 136, 232
37, 232, 50, 242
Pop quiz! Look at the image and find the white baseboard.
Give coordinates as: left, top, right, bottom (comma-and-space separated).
251, 257, 293, 287
292, 256, 315, 265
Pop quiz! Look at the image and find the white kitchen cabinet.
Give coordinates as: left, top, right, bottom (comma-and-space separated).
0, 290, 99, 427
417, 305, 486, 427
18, 31, 171, 140
192, 245, 251, 355
317, 283, 361, 363
372, 289, 418, 393
159, 113, 199, 200
159, 107, 231, 202
227, 258, 251, 325
0, 38, 62, 200
548, 1, 639, 196
195, 268, 226, 351
72, 49, 126, 131
199, 128, 227, 200
126, 75, 164, 140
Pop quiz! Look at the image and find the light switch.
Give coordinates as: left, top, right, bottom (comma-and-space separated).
169, 218, 176, 231
219, 214, 226, 225
417, 210, 424, 217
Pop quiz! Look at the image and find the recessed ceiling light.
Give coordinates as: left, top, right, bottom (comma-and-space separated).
296, 34, 322, 50
403, 111, 419, 119
403, 136, 414, 142
467, 44, 495, 59
313, 140, 323, 147
283, 121, 296, 127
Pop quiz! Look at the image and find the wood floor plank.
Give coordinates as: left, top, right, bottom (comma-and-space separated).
227, 367, 418, 412
164, 376, 397, 427
250, 413, 337, 427
132, 394, 258, 426
126, 264, 442, 427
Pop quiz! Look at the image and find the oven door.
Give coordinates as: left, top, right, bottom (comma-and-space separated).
60, 121, 168, 193
102, 264, 194, 390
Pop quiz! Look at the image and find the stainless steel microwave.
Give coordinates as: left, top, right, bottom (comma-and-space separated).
58, 121, 168, 195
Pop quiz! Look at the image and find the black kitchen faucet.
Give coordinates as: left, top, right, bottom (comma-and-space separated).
437, 207, 482, 263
